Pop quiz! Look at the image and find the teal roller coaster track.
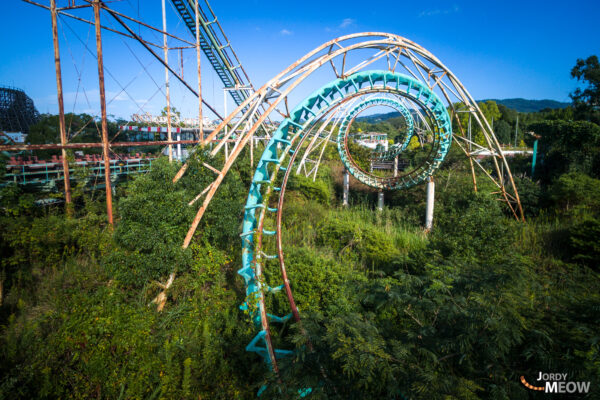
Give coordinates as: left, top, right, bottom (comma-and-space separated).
347, 97, 415, 162
240, 70, 452, 372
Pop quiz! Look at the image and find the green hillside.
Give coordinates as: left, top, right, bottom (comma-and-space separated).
357, 98, 571, 122
484, 98, 571, 112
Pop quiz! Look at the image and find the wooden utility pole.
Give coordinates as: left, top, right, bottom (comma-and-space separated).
93, 0, 114, 226
50, 0, 72, 210
194, 0, 203, 142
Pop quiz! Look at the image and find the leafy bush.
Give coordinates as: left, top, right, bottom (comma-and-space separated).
531, 120, 600, 182
547, 171, 600, 213
433, 190, 514, 258
567, 217, 600, 269
267, 184, 600, 399
106, 158, 194, 287
287, 172, 332, 205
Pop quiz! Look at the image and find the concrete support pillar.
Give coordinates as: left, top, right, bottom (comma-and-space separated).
393, 156, 398, 177
342, 169, 349, 206
425, 176, 435, 231
177, 131, 182, 161
377, 190, 384, 211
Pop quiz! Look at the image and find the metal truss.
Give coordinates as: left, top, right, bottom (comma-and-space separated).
176, 32, 524, 249
0, 86, 40, 133
170, 33, 526, 376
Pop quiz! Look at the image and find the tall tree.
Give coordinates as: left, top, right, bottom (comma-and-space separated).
570, 55, 600, 123
494, 119, 512, 144
453, 100, 501, 145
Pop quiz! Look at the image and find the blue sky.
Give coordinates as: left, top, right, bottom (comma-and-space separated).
1, 0, 599, 120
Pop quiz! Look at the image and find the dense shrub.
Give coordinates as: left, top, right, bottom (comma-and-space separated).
106, 158, 194, 287
315, 214, 401, 270
547, 171, 600, 213
1, 119, 600, 400
287, 172, 332, 205
567, 217, 600, 269
531, 120, 600, 182
267, 183, 600, 399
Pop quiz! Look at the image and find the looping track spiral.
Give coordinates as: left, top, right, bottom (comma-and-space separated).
239, 70, 452, 370
163, 32, 526, 377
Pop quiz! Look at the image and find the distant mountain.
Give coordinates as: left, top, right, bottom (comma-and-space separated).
356, 111, 402, 123
356, 98, 571, 122
357, 109, 422, 123
482, 98, 571, 113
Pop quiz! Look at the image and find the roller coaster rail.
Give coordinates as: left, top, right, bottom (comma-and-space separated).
169, 0, 254, 108
168, 32, 525, 376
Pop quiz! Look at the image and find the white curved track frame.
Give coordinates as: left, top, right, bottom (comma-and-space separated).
174, 32, 524, 248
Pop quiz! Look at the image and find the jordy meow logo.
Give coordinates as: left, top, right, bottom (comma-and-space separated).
521, 372, 591, 394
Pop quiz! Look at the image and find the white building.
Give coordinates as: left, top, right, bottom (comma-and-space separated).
354, 132, 388, 151
130, 113, 212, 128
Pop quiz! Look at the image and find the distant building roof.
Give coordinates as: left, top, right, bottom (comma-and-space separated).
360, 132, 388, 137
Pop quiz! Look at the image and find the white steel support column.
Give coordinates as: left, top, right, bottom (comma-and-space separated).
250, 135, 254, 168
194, 0, 203, 142
393, 156, 398, 177
425, 175, 435, 231
377, 190, 384, 211
161, 0, 172, 162
224, 89, 228, 140
177, 131, 182, 160
343, 169, 349, 206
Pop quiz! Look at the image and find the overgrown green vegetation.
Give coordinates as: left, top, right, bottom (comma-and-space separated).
1, 57, 599, 399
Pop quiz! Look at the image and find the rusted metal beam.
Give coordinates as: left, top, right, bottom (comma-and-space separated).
98, 3, 195, 46
438, 83, 478, 192
93, 0, 113, 226
50, 0, 72, 206
0, 139, 239, 152
26, 0, 194, 47
104, 7, 225, 121
22, 0, 163, 50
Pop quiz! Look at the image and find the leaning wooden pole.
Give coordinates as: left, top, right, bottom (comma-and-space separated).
93, 0, 114, 226
194, 0, 203, 142
161, 0, 173, 162
50, 0, 72, 210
